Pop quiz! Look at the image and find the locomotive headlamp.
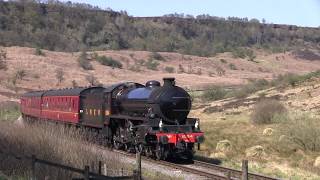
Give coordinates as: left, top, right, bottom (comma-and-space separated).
195, 120, 199, 129
159, 120, 163, 128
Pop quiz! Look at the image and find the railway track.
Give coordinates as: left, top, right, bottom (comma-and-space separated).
104, 147, 280, 180
193, 160, 280, 180
111, 149, 227, 179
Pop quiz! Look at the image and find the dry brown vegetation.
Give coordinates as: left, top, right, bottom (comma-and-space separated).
251, 99, 287, 124
0, 122, 128, 179
0, 46, 320, 101
190, 71, 320, 179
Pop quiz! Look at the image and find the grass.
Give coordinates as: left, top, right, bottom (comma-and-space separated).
192, 70, 320, 179
198, 110, 320, 179
0, 117, 179, 179
201, 86, 228, 101
0, 121, 129, 179
200, 70, 320, 101
142, 169, 182, 180
0, 102, 20, 122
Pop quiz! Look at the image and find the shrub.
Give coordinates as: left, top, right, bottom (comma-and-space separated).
164, 66, 175, 73
247, 49, 256, 61
0, 59, 7, 70
220, 59, 227, 63
78, 51, 93, 70
228, 63, 237, 70
251, 99, 287, 124
201, 87, 228, 101
280, 113, 320, 152
14, 69, 27, 80
145, 59, 159, 70
216, 66, 225, 76
128, 65, 142, 72
177, 64, 185, 73
128, 59, 145, 72
232, 48, 256, 61
32, 74, 40, 79
136, 59, 145, 66
0, 49, 7, 59
150, 52, 165, 61
96, 56, 123, 69
232, 48, 247, 59
34, 47, 45, 56
196, 68, 202, 75
90, 52, 99, 60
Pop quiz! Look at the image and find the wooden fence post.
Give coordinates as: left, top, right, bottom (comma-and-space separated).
103, 163, 107, 176
31, 155, 36, 180
84, 165, 89, 180
133, 170, 137, 180
226, 171, 231, 180
91, 161, 95, 173
136, 152, 141, 180
241, 160, 248, 180
98, 161, 102, 175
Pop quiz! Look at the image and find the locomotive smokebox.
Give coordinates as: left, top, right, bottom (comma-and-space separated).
117, 78, 191, 125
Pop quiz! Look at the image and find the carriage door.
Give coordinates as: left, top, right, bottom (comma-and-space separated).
80, 88, 105, 127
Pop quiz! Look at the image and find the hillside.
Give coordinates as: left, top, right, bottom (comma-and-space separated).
0, 1, 320, 57
0, 46, 320, 103
189, 72, 320, 179
1, 46, 320, 178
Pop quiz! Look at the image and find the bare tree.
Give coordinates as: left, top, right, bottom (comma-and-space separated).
55, 68, 64, 85
72, 80, 78, 88
0, 48, 7, 70
85, 74, 100, 86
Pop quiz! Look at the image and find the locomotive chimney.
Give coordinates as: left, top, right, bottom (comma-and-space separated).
163, 77, 175, 87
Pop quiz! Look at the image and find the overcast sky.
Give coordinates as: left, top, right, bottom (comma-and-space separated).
66, 0, 320, 27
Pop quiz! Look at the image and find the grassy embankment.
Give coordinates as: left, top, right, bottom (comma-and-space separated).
0, 103, 179, 180
192, 71, 320, 179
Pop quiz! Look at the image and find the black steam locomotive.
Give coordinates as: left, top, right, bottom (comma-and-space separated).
21, 78, 204, 160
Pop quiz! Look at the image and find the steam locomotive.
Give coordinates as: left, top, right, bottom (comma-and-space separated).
20, 78, 204, 160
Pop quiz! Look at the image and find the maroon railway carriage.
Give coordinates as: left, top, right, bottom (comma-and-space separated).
21, 78, 204, 161
41, 87, 106, 124
21, 91, 44, 118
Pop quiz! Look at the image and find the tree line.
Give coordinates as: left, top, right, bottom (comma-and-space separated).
0, 0, 319, 56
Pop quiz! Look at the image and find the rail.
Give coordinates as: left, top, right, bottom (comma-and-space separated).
110, 148, 280, 180
193, 159, 281, 180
